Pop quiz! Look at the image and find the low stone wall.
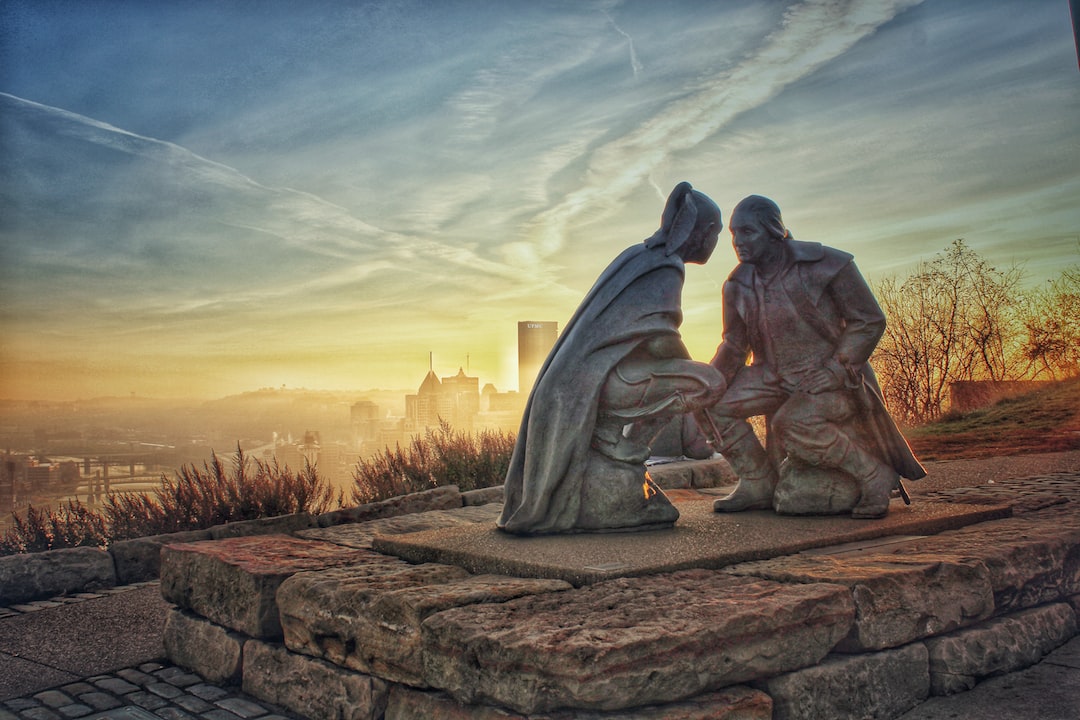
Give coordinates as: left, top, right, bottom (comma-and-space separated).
0, 546, 116, 606
157, 494, 1080, 720
1, 459, 728, 608
0, 484, 489, 606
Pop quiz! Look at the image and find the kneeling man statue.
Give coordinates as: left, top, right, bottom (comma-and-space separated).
701, 195, 925, 519
498, 182, 727, 535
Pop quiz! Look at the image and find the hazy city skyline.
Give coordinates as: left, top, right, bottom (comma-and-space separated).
2, 1, 1078, 402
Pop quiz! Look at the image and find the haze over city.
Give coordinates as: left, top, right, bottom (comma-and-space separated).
2, 0, 1078, 403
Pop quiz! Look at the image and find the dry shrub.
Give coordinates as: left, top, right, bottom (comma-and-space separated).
0, 500, 109, 554
1, 448, 339, 553
352, 420, 515, 504
104, 447, 338, 540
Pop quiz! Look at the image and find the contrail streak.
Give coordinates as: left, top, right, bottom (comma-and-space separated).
603, 9, 643, 77
530, 0, 925, 257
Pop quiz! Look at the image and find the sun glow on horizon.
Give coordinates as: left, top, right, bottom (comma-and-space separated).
1, 2, 1077, 403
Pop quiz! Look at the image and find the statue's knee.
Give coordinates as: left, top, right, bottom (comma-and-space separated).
773, 416, 821, 461
770, 409, 796, 443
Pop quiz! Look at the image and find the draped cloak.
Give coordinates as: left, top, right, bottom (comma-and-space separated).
497, 243, 686, 535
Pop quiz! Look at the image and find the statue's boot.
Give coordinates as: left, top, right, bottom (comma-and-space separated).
827, 439, 898, 519
714, 476, 776, 512
851, 462, 898, 519
712, 422, 777, 512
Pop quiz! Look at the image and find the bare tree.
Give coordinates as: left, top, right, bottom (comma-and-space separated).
953, 241, 1028, 382
1021, 264, 1080, 380
873, 239, 1026, 424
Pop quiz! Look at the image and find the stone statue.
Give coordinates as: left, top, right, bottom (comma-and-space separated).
498, 182, 727, 535
701, 195, 926, 519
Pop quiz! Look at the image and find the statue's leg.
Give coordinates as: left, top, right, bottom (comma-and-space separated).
624, 415, 677, 453
597, 357, 725, 463
592, 414, 651, 464
772, 392, 897, 519
708, 417, 778, 511
706, 367, 785, 512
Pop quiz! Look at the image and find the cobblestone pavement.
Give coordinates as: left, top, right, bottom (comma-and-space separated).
2, 458, 1078, 720
0, 660, 299, 720
0, 583, 158, 621
918, 471, 1080, 516
0, 580, 302, 720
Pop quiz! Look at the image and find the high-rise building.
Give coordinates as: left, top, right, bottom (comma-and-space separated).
403, 367, 480, 435
441, 368, 480, 428
350, 400, 381, 449
518, 321, 558, 394
1, 459, 15, 514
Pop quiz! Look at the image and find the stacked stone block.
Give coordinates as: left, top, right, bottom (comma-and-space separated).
153, 480, 1080, 720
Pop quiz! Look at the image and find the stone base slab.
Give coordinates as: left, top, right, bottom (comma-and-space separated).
163, 607, 246, 684
925, 602, 1078, 695
278, 562, 570, 686
385, 684, 772, 719
725, 552, 995, 652
160, 534, 392, 638
242, 640, 389, 720
764, 643, 930, 720
857, 516, 1080, 613
420, 570, 854, 714
298, 505, 501, 550
374, 498, 1010, 586
149, 469, 1080, 719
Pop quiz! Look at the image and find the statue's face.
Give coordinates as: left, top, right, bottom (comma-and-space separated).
729, 209, 774, 265
682, 218, 721, 265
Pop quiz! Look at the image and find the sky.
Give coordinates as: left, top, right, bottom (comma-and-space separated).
1, 0, 1078, 402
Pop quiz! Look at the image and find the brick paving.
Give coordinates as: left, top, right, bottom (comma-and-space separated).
0, 583, 302, 719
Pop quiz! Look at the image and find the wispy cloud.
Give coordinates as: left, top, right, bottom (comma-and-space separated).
442, 12, 606, 146
524, 0, 924, 257
1, 92, 548, 307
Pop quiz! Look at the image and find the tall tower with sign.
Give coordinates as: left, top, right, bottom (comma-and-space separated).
517, 321, 558, 394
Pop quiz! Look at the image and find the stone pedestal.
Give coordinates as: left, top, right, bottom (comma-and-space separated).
160, 534, 389, 638
772, 458, 860, 515
575, 450, 680, 532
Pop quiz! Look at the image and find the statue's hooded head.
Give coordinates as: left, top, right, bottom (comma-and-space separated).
645, 181, 723, 265
731, 194, 789, 241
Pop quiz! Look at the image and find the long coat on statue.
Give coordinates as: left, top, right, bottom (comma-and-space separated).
715, 239, 926, 482
497, 243, 686, 535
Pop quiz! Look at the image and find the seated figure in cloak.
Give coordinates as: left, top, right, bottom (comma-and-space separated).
497, 182, 727, 535
701, 195, 926, 518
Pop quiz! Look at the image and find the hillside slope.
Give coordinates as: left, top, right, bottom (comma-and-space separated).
906, 377, 1080, 461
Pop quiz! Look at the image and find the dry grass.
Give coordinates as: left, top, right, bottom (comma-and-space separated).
906, 377, 1080, 461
